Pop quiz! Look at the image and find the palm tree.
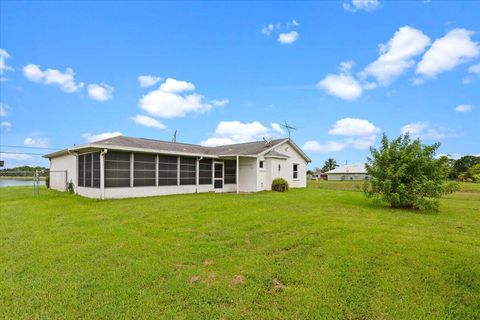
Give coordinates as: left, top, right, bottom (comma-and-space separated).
322, 158, 338, 172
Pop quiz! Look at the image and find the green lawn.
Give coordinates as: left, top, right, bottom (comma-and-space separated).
1, 183, 479, 319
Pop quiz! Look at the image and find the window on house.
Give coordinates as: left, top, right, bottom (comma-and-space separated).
105, 151, 131, 188
133, 153, 156, 187
158, 155, 178, 186
293, 164, 299, 180
77, 152, 100, 188
224, 160, 236, 184
85, 153, 92, 187
180, 157, 196, 185
199, 158, 213, 185
259, 160, 264, 169
92, 152, 100, 188
78, 154, 85, 187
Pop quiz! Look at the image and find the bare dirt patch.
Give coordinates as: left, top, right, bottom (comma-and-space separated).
272, 278, 286, 291
203, 259, 214, 267
231, 275, 246, 285
189, 275, 201, 284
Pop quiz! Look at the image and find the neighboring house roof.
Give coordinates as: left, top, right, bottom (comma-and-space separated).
44, 136, 311, 162
326, 163, 367, 174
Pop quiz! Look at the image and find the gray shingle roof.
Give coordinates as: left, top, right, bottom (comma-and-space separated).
45, 136, 289, 158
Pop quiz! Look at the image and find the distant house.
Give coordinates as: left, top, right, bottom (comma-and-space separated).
325, 163, 368, 181
44, 136, 311, 199
311, 170, 327, 180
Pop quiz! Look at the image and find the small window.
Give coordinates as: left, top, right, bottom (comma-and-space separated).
259, 161, 264, 169
293, 164, 299, 180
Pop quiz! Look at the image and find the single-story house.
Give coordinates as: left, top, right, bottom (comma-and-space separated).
325, 163, 368, 181
44, 136, 311, 199
310, 170, 327, 180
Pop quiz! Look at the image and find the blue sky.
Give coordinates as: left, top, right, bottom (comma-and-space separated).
0, 0, 479, 169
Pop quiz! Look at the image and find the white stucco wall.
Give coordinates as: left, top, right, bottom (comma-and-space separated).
239, 157, 257, 192
262, 141, 307, 190
77, 183, 238, 199
327, 173, 368, 181
49, 154, 76, 192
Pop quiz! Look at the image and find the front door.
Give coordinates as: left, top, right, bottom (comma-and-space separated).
214, 162, 223, 189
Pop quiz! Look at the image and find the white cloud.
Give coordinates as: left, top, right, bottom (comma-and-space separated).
159, 78, 195, 93
464, 63, 480, 83
303, 140, 347, 152
138, 75, 162, 88
278, 31, 299, 44
139, 77, 228, 118
304, 117, 380, 153
87, 83, 114, 101
417, 28, 480, 78
455, 104, 472, 112
0, 103, 9, 117
271, 123, 285, 134
0, 48, 14, 75
23, 137, 48, 148
210, 99, 229, 107
469, 63, 480, 75
318, 67, 363, 101
82, 132, 122, 143
1, 121, 12, 128
131, 115, 166, 129
23, 64, 84, 93
328, 117, 381, 136
201, 121, 283, 146
361, 26, 431, 86
343, 0, 380, 12
0, 152, 32, 161
400, 122, 451, 140
261, 24, 274, 35
288, 20, 300, 28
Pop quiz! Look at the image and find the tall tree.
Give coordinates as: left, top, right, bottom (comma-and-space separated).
450, 155, 480, 180
321, 159, 338, 172
364, 133, 458, 212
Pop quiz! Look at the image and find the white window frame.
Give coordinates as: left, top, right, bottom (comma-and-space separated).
293, 163, 299, 180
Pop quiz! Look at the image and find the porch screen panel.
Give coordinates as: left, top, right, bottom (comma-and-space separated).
92, 152, 100, 188
134, 153, 156, 187
84, 153, 92, 187
158, 155, 178, 186
105, 151, 131, 188
224, 160, 236, 184
180, 157, 196, 185
78, 154, 85, 187
199, 158, 212, 185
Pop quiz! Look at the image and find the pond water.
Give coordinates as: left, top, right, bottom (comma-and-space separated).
0, 179, 46, 187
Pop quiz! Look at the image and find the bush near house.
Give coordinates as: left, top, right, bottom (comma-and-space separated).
364, 133, 458, 212
271, 178, 288, 192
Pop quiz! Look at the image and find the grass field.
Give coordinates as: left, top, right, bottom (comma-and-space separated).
1, 183, 479, 319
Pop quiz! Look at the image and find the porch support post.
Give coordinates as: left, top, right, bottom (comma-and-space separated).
100, 151, 105, 200
236, 155, 239, 194
155, 154, 159, 187
196, 157, 200, 193
130, 152, 134, 188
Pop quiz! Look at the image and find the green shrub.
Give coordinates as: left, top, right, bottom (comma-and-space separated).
364, 133, 458, 212
272, 178, 289, 192
45, 175, 50, 188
